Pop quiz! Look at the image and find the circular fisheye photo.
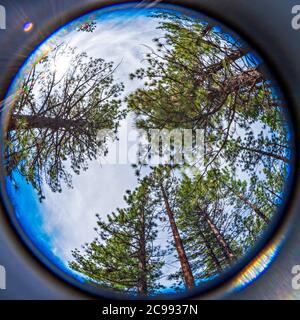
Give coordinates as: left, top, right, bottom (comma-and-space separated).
0, 3, 293, 298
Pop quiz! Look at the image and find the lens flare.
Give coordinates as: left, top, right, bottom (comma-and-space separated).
23, 22, 34, 32
231, 238, 283, 291
2, 3, 292, 299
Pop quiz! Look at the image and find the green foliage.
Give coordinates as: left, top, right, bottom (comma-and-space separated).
69, 179, 165, 296
126, 10, 290, 190
70, 11, 291, 294
6, 45, 125, 200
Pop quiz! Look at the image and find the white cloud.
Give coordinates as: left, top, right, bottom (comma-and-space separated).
39, 12, 165, 267
68, 13, 161, 96
41, 161, 138, 264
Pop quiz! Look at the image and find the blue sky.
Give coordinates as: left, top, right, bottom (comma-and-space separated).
5, 5, 185, 291
4, 3, 285, 295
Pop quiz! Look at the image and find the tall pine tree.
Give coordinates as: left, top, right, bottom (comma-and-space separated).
5, 44, 125, 200
69, 178, 165, 296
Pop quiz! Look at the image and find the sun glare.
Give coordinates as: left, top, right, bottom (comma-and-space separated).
51, 55, 72, 78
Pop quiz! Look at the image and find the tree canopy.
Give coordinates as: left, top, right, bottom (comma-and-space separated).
3, 9, 292, 297
126, 12, 290, 178
69, 12, 291, 296
5, 45, 125, 200
70, 178, 165, 296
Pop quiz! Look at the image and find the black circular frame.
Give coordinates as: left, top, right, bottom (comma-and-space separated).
0, 0, 298, 300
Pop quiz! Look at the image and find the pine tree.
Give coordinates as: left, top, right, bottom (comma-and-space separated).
146, 166, 195, 289
126, 11, 280, 132
68, 11, 290, 294
126, 10, 290, 199
69, 179, 164, 296
125, 15, 290, 282
5, 45, 125, 200
172, 172, 240, 285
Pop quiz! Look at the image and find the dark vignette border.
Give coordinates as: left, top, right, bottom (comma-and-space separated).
0, 0, 298, 300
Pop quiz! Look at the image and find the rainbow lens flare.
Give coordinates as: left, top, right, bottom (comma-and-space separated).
1, 2, 293, 299
23, 22, 34, 32
231, 239, 283, 291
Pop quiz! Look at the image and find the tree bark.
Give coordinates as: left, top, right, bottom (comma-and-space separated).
236, 144, 290, 163
137, 208, 148, 296
160, 184, 195, 289
8, 114, 86, 131
208, 68, 263, 99
198, 224, 223, 272
207, 49, 248, 74
235, 192, 270, 224
223, 182, 270, 224
200, 209, 235, 264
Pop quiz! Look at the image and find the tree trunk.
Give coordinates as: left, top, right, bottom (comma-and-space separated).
265, 186, 283, 201
208, 49, 248, 74
208, 68, 263, 99
8, 114, 86, 131
200, 209, 236, 264
224, 68, 263, 93
137, 208, 148, 296
236, 192, 270, 224
223, 181, 270, 224
222, 182, 270, 224
160, 184, 195, 289
198, 224, 223, 272
236, 144, 289, 163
